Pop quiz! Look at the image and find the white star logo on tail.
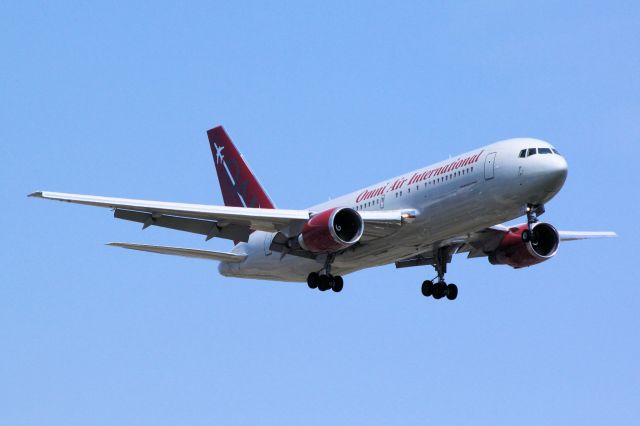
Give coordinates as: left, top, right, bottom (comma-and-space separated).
214, 143, 225, 165
213, 142, 245, 205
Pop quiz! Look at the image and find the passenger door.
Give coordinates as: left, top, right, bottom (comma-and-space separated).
484, 152, 496, 180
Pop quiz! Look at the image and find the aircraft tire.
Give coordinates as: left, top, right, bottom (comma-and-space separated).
421, 280, 433, 297
318, 275, 331, 291
446, 283, 458, 300
307, 272, 319, 289
332, 276, 344, 292
433, 283, 446, 299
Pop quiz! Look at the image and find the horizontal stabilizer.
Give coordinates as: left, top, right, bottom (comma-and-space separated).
107, 242, 247, 262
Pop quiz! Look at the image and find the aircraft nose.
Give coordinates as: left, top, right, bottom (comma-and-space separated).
541, 154, 568, 192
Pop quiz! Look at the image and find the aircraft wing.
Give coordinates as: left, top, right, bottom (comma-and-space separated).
557, 231, 618, 241
107, 242, 247, 262
463, 226, 617, 258
30, 191, 407, 243
30, 191, 309, 232
396, 225, 617, 267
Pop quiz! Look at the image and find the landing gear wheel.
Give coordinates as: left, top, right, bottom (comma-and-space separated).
446, 283, 458, 300
432, 283, 446, 299
307, 272, 319, 289
421, 280, 433, 297
521, 229, 531, 243
318, 275, 331, 291
332, 276, 344, 293
422, 247, 460, 301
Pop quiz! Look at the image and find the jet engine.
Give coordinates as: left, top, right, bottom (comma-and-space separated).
488, 223, 560, 268
298, 207, 364, 253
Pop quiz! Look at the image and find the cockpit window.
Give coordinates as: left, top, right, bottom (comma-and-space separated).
521, 147, 563, 158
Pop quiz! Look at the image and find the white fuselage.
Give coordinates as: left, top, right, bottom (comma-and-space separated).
219, 138, 568, 282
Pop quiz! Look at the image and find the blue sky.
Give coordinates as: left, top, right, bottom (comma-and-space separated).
2, 1, 638, 424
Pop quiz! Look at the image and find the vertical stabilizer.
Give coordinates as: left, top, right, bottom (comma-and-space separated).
207, 126, 276, 209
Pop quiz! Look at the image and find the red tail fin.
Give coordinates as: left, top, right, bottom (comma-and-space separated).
207, 126, 276, 209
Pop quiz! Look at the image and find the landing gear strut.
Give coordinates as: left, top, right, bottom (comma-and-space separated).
306, 254, 344, 293
522, 204, 545, 243
421, 247, 458, 301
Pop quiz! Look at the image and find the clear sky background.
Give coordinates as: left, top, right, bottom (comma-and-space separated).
2, 1, 638, 425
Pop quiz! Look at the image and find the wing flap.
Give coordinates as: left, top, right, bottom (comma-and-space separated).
107, 242, 247, 262
113, 209, 251, 242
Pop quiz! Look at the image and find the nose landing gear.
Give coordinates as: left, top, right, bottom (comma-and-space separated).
521, 204, 545, 243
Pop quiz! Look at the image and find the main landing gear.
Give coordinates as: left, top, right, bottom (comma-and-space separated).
306, 253, 344, 293
307, 272, 344, 293
421, 247, 458, 301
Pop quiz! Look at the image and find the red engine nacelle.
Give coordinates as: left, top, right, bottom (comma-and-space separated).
298, 207, 364, 253
488, 222, 560, 268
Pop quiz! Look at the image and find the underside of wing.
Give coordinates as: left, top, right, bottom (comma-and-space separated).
107, 242, 247, 262
358, 210, 408, 241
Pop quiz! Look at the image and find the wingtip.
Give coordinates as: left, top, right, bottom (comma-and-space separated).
28, 191, 44, 198
598, 231, 618, 238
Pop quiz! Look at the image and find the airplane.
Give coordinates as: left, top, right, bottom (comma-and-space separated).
30, 126, 616, 300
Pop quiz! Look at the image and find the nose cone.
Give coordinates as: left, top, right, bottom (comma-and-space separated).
539, 154, 568, 193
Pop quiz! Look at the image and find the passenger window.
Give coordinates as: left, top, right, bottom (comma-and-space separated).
527, 148, 537, 156
519, 149, 526, 158
539, 148, 552, 154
